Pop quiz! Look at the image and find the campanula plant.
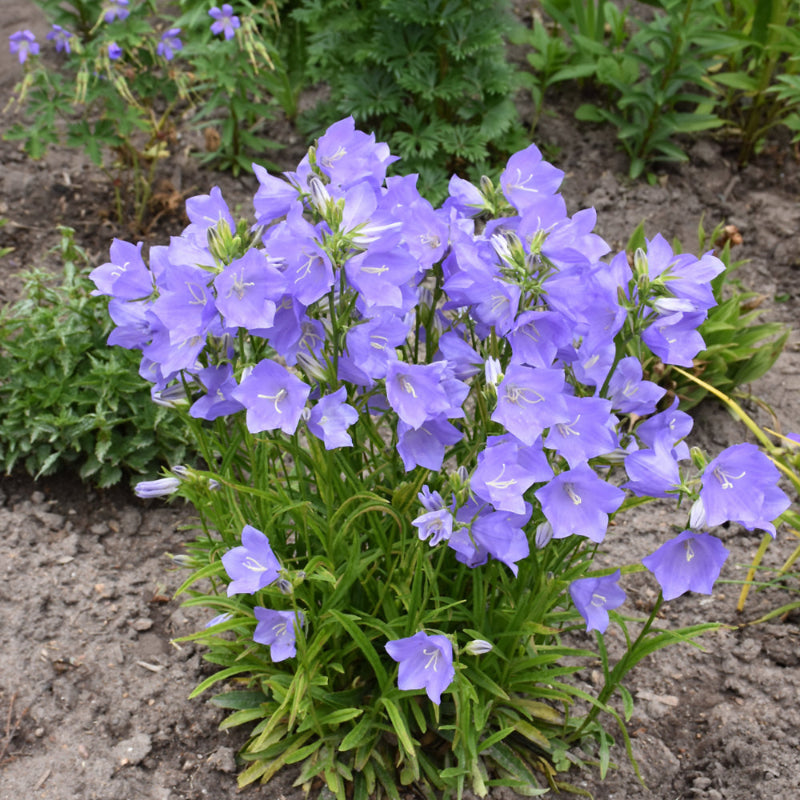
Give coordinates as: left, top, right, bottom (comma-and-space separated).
94, 119, 790, 796
5, 1, 285, 227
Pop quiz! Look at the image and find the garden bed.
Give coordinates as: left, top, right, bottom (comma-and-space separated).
2, 4, 800, 800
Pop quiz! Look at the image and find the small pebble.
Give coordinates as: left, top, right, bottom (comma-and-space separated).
132, 617, 154, 631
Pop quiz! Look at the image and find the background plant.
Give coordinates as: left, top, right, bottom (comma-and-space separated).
292, 0, 524, 200
5, 1, 285, 227
0, 228, 191, 486
710, 0, 800, 164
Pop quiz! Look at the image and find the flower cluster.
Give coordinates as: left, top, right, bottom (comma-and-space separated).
8, 3, 240, 66
107, 117, 789, 709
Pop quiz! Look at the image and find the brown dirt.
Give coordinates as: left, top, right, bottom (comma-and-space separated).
2, 3, 800, 800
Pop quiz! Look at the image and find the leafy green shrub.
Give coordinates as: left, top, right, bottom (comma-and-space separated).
293, 0, 524, 200
711, 0, 800, 163
0, 228, 191, 486
627, 219, 789, 408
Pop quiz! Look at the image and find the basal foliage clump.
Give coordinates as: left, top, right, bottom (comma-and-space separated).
0, 229, 190, 486
96, 120, 792, 797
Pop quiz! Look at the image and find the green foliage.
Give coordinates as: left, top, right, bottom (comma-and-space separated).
0, 228, 191, 487
0, 219, 14, 259
711, 0, 800, 163
627, 218, 789, 408
293, 0, 524, 201
173, 429, 716, 798
517, 0, 800, 177
570, 0, 727, 180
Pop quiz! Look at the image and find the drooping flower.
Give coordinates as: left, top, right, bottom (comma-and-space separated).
385, 631, 455, 705
46, 25, 72, 54
569, 570, 626, 633
253, 608, 304, 661
642, 530, 729, 601
9, 31, 39, 64
623, 431, 684, 498
157, 28, 182, 61
222, 525, 281, 596
108, 41, 122, 60
209, 4, 241, 39
699, 443, 790, 536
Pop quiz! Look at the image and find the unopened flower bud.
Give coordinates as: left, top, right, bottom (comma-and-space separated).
135, 477, 180, 498
633, 247, 648, 276
309, 175, 333, 215
689, 498, 706, 530
535, 520, 553, 549
151, 384, 189, 407
464, 639, 493, 656
484, 356, 503, 387
277, 578, 293, 595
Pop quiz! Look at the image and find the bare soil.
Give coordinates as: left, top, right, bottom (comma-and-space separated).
2, 4, 800, 800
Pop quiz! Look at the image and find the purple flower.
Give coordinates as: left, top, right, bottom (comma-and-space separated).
492, 365, 569, 447
385, 361, 460, 430
499, 142, 564, 213
543, 396, 619, 468
642, 310, 706, 367
214, 249, 287, 331
385, 631, 455, 705
189, 364, 245, 421
570, 570, 626, 633
90, 239, 153, 300
108, 41, 122, 60
231, 359, 310, 435
157, 28, 182, 61
396, 415, 463, 472
209, 4, 241, 39
307, 387, 359, 449
312, 116, 399, 190
103, 1, 130, 23
606, 356, 666, 416
46, 25, 72, 54
9, 31, 39, 64
222, 525, 281, 596
535, 463, 625, 543
471, 435, 552, 514
253, 608, 303, 661
134, 477, 180, 498
642, 531, 729, 601
699, 443, 790, 536
623, 431, 683, 498
413, 508, 454, 546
